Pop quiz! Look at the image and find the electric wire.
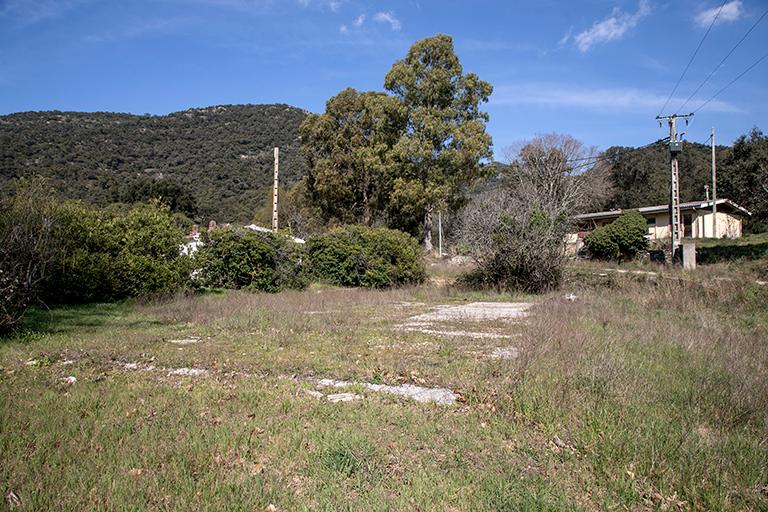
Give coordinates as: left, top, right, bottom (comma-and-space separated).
656, 0, 729, 117
564, 138, 669, 171
693, 50, 768, 114
675, 6, 768, 114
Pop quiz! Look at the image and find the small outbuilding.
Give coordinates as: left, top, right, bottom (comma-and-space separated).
568, 199, 751, 252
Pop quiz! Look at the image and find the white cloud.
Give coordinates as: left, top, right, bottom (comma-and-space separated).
373, 11, 401, 31
573, 0, 651, 52
298, 0, 342, 11
85, 17, 192, 43
339, 14, 365, 34
0, 0, 90, 25
491, 83, 740, 113
695, 0, 742, 27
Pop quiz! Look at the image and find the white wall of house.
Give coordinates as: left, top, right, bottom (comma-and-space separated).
645, 211, 742, 240
690, 210, 741, 239
648, 214, 669, 240
569, 209, 744, 252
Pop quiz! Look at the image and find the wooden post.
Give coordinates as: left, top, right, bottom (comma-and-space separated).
272, 147, 279, 232
711, 127, 717, 238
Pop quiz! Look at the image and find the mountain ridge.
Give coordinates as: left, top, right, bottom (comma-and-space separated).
0, 103, 311, 223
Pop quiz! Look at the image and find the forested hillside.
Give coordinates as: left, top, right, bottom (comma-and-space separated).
0, 104, 310, 223
598, 129, 767, 231
602, 139, 715, 208
2, 101, 765, 232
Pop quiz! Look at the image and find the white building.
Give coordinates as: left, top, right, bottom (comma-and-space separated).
568, 199, 751, 251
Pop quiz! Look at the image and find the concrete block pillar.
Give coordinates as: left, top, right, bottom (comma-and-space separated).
682, 243, 696, 270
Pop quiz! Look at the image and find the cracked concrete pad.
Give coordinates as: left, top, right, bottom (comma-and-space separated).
397, 326, 517, 339
110, 360, 457, 405
364, 383, 457, 405
489, 346, 519, 360
118, 362, 156, 372
169, 337, 203, 345
409, 302, 532, 323
168, 367, 209, 377
326, 392, 361, 403
316, 378, 457, 405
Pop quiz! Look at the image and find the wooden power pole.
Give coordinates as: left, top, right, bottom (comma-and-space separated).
272, 147, 279, 232
656, 113, 694, 259
711, 127, 717, 239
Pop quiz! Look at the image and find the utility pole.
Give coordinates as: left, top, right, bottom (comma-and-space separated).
272, 147, 279, 232
656, 113, 694, 260
711, 127, 717, 239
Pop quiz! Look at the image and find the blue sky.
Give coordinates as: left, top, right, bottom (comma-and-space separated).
1, 0, 766, 154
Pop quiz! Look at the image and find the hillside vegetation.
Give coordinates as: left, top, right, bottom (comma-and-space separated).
599, 129, 767, 230
3, 101, 765, 233
0, 104, 309, 223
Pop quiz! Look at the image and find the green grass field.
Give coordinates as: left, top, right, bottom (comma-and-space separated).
1, 269, 767, 510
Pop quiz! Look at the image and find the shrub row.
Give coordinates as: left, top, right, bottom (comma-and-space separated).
40, 202, 189, 303
196, 224, 426, 290
305, 225, 425, 288
2, 179, 425, 332
196, 228, 306, 292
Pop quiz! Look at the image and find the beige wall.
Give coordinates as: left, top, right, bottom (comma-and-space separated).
694, 211, 742, 238
569, 210, 744, 250
643, 211, 742, 240
649, 214, 669, 240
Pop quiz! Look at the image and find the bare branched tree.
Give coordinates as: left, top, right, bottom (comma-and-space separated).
0, 178, 59, 333
456, 134, 603, 292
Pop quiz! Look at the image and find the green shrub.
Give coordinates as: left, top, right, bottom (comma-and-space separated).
584, 210, 647, 260
583, 226, 620, 260
0, 178, 60, 333
196, 228, 306, 292
40, 201, 189, 303
306, 225, 425, 288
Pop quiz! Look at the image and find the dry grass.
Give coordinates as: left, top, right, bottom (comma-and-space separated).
1, 268, 766, 510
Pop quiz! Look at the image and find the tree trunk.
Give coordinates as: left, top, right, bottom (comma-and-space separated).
362, 188, 371, 226
423, 204, 433, 254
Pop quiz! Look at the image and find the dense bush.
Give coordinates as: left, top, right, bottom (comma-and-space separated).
306, 225, 425, 288
0, 178, 60, 333
455, 135, 595, 293
584, 210, 648, 260
582, 226, 621, 260
40, 201, 189, 303
196, 228, 306, 292
456, 195, 570, 293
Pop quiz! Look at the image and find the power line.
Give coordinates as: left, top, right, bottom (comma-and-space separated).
693, 50, 768, 113
568, 143, 665, 172
657, 0, 729, 117
675, 6, 768, 114
565, 138, 669, 169
569, 137, 667, 163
